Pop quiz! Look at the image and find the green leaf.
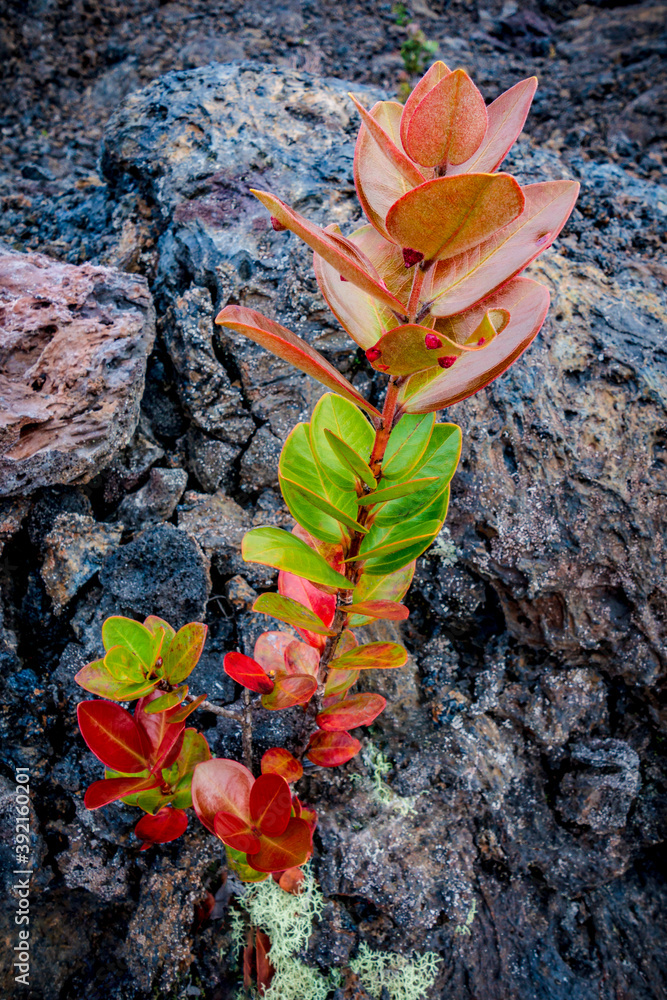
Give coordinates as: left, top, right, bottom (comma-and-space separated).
242, 527, 350, 589
253, 593, 336, 636
329, 641, 407, 671
101, 617, 161, 670
356, 476, 438, 505
224, 845, 269, 883
104, 645, 146, 683
168, 693, 207, 723
163, 622, 208, 685
310, 393, 375, 492
381, 413, 435, 481
355, 514, 444, 575
324, 429, 376, 489
374, 423, 461, 526
143, 616, 176, 659
280, 422, 362, 543
143, 686, 188, 714
350, 561, 415, 626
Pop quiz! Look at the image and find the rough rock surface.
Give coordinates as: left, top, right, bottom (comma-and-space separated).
0, 244, 155, 496
0, 51, 665, 1000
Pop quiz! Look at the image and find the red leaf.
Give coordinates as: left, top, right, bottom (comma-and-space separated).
247, 817, 313, 873
135, 806, 188, 849
216, 304, 381, 420
316, 693, 387, 731
191, 758, 254, 833
250, 773, 292, 836
345, 600, 409, 621
256, 929, 275, 992
168, 692, 208, 723
448, 76, 538, 176
254, 631, 294, 674
224, 651, 274, 694
307, 730, 362, 767
84, 774, 159, 810
134, 694, 185, 770
278, 569, 336, 649
214, 811, 261, 853
261, 748, 303, 784
261, 674, 318, 711
77, 701, 150, 773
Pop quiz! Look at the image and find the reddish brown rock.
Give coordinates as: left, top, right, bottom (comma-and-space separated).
0, 244, 155, 496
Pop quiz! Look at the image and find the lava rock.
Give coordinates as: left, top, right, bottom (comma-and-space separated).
557, 738, 641, 833
113, 466, 188, 531
41, 512, 124, 612
185, 427, 241, 493
0, 243, 155, 496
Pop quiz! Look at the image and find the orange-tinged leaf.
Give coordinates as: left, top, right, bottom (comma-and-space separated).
314, 227, 397, 350
329, 641, 407, 671
399, 60, 450, 149
316, 692, 387, 731
428, 180, 580, 317
247, 817, 313, 873
261, 673, 318, 710
261, 748, 304, 784
74, 659, 156, 700
214, 811, 261, 853
250, 773, 292, 835
254, 631, 294, 675
349, 93, 426, 187
84, 774, 159, 810
307, 730, 362, 767
345, 600, 409, 621
253, 593, 336, 636
350, 561, 416, 627
284, 640, 320, 678
77, 701, 150, 773
278, 569, 336, 650
163, 622, 207, 684
277, 867, 306, 894
142, 685, 188, 714
168, 692, 208, 723
256, 929, 275, 992
449, 77, 538, 175
365, 315, 502, 377
399, 277, 549, 413
404, 69, 488, 168
386, 173, 525, 263
191, 758, 254, 833
224, 651, 275, 694
216, 305, 380, 419
250, 189, 408, 318
323, 667, 359, 699
354, 101, 421, 243
135, 806, 188, 848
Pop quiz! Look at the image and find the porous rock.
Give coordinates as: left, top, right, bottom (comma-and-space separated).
113, 466, 187, 531
0, 243, 155, 496
41, 512, 124, 612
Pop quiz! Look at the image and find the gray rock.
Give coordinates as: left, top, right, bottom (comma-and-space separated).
239, 424, 282, 491
557, 738, 641, 833
185, 427, 240, 493
0, 243, 155, 496
114, 466, 188, 530
41, 512, 124, 612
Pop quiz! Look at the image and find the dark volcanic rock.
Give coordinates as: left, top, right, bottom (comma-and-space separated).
0, 244, 155, 496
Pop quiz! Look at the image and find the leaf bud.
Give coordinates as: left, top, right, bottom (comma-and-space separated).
424, 334, 442, 350
402, 247, 424, 268
270, 216, 288, 232
438, 355, 458, 369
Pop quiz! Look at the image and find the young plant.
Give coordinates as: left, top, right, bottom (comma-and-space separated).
75, 63, 577, 903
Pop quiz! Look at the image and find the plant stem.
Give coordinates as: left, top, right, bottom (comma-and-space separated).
296, 377, 402, 758
183, 693, 243, 721
242, 687, 254, 773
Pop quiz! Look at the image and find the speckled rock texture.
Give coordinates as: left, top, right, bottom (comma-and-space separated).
0, 57, 666, 1000
0, 244, 155, 496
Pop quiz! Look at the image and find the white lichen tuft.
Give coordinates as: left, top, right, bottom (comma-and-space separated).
353, 743, 419, 817
350, 942, 442, 1000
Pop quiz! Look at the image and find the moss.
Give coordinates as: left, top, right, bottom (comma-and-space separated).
350, 942, 442, 1000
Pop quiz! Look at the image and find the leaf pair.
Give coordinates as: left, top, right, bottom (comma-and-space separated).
192, 759, 313, 874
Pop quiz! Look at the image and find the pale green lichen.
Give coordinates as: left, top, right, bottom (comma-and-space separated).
350, 942, 442, 1000
352, 743, 419, 817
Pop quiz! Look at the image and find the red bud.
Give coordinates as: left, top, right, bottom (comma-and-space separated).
366, 347, 382, 363
424, 334, 442, 350
438, 355, 458, 369
340, 274, 349, 282
270, 216, 288, 232
477, 337, 486, 345
402, 247, 424, 268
